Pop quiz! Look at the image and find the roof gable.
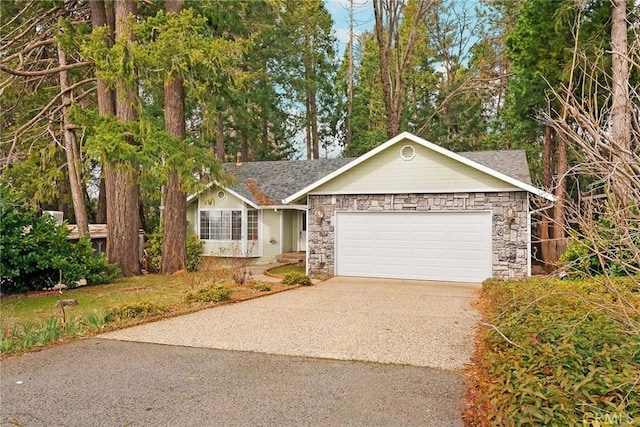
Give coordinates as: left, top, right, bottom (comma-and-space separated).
283, 132, 555, 203
307, 142, 528, 195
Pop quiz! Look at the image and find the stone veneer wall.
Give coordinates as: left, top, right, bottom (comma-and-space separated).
308, 192, 529, 280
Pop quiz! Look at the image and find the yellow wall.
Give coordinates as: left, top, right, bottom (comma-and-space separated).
313, 139, 520, 194
260, 209, 281, 262
193, 188, 287, 263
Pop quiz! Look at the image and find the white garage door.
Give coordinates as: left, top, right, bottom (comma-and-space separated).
336, 211, 492, 282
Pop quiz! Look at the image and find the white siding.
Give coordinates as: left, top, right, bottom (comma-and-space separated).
313, 141, 519, 194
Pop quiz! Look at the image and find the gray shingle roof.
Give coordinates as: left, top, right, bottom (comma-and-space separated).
223, 158, 355, 206
458, 150, 532, 185
222, 149, 532, 206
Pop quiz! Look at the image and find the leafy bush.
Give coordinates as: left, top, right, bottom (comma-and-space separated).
469, 278, 639, 425
145, 228, 203, 272
66, 238, 120, 285
105, 302, 167, 322
282, 272, 312, 286
186, 234, 204, 272
184, 284, 232, 303
251, 282, 271, 292
561, 218, 640, 277
0, 193, 119, 294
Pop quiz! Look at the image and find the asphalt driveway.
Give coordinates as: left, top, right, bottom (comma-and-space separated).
102, 276, 480, 369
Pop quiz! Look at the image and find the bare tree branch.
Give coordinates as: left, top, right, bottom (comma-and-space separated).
0, 61, 91, 77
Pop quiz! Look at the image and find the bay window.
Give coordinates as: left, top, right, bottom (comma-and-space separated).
199, 209, 259, 242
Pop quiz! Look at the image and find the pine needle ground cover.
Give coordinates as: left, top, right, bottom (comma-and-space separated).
466, 278, 639, 426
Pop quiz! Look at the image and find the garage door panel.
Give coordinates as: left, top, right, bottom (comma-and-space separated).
336, 211, 492, 282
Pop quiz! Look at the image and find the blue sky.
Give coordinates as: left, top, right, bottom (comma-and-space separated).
324, 0, 374, 57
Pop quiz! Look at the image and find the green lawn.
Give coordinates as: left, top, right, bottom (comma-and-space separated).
1, 272, 217, 328
1, 270, 295, 356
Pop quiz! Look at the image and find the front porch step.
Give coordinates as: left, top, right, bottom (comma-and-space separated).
276, 251, 306, 264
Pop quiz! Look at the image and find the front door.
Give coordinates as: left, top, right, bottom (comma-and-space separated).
298, 211, 307, 251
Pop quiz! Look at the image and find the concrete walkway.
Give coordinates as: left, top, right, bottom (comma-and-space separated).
246, 262, 288, 283
102, 277, 480, 369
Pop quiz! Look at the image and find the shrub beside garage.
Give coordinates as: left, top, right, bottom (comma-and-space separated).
467, 277, 639, 426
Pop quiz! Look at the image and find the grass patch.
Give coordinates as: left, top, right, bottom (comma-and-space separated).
466, 277, 640, 426
268, 264, 305, 277
1, 270, 295, 357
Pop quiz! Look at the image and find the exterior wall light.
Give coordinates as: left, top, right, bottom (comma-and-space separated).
506, 207, 516, 222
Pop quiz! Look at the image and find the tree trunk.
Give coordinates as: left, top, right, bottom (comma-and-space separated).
303, 26, 314, 160
90, 0, 115, 226
305, 95, 312, 159
345, 0, 354, 148
96, 177, 107, 223
107, 0, 140, 277
162, 169, 186, 273
216, 112, 225, 160
57, 38, 89, 236
161, 0, 187, 274
240, 129, 249, 162
610, 0, 631, 200
310, 90, 319, 159
539, 125, 553, 251
553, 131, 567, 241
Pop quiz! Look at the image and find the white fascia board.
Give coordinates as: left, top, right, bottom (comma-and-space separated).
307, 187, 530, 195
282, 132, 556, 203
263, 204, 308, 211
187, 182, 260, 209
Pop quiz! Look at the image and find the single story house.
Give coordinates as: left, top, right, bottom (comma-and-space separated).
187, 132, 554, 283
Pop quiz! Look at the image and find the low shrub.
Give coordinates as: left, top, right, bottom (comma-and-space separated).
1, 311, 119, 354
251, 282, 271, 292
145, 228, 203, 273
185, 234, 204, 272
469, 277, 640, 425
282, 272, 312, 286
0, 317, 65, 354
85, 312, 108, 330
105, 302, 167, 322
184, 284, 232, 304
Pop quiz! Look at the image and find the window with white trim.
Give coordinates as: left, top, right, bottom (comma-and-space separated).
200, 210, 242, 241
247, 209, 258, 241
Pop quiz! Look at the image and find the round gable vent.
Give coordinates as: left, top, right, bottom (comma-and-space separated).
217, 190, 226, 200
400, 144, 416, 161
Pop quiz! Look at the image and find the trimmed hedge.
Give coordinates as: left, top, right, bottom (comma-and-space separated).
470, 278, 639, 426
